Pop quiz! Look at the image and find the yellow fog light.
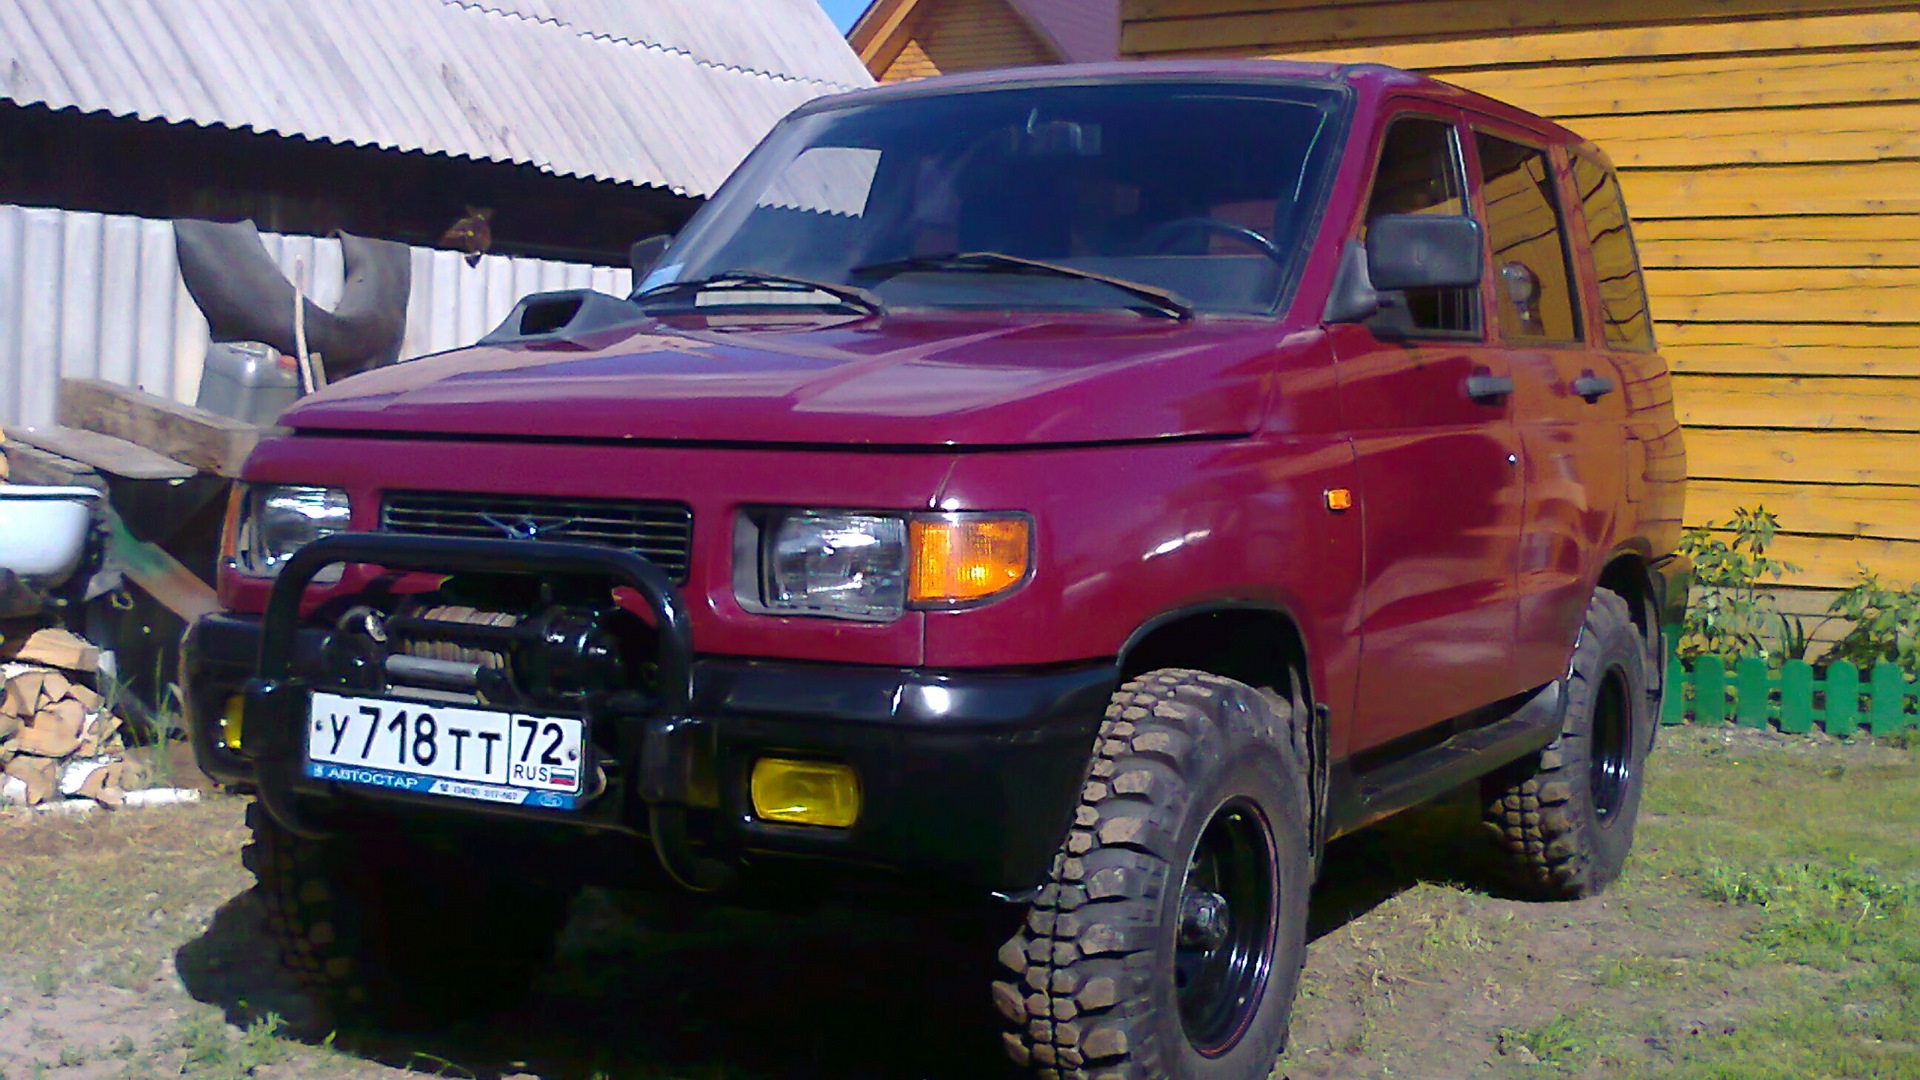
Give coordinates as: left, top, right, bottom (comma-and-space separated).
909, 513, 1031, 607
219, 694, 245, 752
750, 758, 860, 828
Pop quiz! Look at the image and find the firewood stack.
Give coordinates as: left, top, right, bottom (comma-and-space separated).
0, 629, 145, 809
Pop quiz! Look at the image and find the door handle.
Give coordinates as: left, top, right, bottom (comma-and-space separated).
1572, 371, 1615, 402
1465, 373, 1514, 403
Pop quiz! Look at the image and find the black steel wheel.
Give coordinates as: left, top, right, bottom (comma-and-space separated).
1587, 669, 1634, 822
1175, 798, 1279, 1056
1482, 589, 1652, 899
995, 669, 1312, 1080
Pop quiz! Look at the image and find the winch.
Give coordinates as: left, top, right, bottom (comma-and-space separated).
317, 575, 646, 713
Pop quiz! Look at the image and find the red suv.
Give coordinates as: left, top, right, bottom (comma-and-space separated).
184, 61, 1689, 1080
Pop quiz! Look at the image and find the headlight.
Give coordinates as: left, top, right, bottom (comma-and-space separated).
763, 511, 909, 621
230, 485, 351, 580
739, 509, 1031, 622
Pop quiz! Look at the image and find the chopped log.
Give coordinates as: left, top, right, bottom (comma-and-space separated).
0, 627, 101, 673
57, 378, 260, 477
4, 425, 197, 480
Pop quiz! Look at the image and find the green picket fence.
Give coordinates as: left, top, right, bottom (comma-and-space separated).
1660, 634, 1919, 736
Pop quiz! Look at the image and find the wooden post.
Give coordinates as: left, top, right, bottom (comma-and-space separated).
1734, 657, 1769, 728
1825, 661, 1860, 737
1661, 653, 1687, 726
1694, 656, 1727, 725
1868, 662, 1907, 737
1779, 661, 1814, 734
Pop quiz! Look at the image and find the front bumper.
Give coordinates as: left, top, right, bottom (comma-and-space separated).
182, 535, 1112, 899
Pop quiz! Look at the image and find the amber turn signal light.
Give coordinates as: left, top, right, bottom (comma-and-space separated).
908, 514, 1031, 606
750, 758, 861, 828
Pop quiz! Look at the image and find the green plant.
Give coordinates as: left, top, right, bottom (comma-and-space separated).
1676, 507, 1801, 663
1822, 567, 1920, 678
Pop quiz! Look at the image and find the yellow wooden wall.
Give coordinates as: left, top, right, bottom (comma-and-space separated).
872, 0, 1057, 82
1121, 0, 1920, 594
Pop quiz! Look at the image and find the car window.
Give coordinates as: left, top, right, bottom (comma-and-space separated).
1474, 133, 1582, 343
659, 82, 1347, 316
1570, 152, 1656, 352
1362, 114, 1477, 336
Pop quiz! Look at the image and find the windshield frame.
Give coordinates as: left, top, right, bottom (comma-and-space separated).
647, 73, 1357, 321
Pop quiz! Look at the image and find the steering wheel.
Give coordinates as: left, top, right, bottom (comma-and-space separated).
1136, 217, 1285, 263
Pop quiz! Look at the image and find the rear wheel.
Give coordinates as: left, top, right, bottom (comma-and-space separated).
1482, 589, 1651, 899
243, 802, 576, 1026
994, 669, 1312, 1080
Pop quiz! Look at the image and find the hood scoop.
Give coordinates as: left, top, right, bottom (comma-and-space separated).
479, 289, 648, 348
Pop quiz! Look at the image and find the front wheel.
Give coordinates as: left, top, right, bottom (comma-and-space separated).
243, 803, 577, 1026
994, 669, 1313, 1080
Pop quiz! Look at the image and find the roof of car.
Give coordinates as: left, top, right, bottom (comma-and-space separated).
800, 59, 1579, 143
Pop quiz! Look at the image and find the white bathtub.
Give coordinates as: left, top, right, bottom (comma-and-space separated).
0, 486, 100, 586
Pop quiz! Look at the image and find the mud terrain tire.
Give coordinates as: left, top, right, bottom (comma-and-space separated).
243, 802, 575, 1025
1482, 589, 1651, 899
994, 669, 1313, 1080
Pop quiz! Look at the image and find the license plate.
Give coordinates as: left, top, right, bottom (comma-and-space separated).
306, 691, 586, 810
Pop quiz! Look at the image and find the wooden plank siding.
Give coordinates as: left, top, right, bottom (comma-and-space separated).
1122, 0, 1920, 591
871, 0, 1056, 82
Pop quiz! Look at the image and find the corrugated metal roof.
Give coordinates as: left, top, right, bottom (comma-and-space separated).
0, 0, 872, 196
0, 202, 631, 429
464, 1, 873, 84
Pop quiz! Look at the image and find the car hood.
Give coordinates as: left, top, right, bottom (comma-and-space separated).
280, 312, 1284, 446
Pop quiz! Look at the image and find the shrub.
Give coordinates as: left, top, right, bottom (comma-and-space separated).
1676, 507, 1799, 664
1822, 570, 1920, 678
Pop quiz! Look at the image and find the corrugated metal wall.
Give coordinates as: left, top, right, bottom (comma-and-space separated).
0, 203, 631, 429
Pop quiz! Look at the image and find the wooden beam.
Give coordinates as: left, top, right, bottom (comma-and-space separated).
1120, 0, 1920, 57
1623, 160, 1920, 220
1673, 373, 1920, 432
56, 379, 259, 478
4, 426, 196, 481
1647, 266, 1920, 323
850, 0, 920, 67
0, 439, 105, 491
1268, 10, 1920, 71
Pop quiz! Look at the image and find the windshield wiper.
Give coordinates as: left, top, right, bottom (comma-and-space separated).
635, 271, 886, 318
849, 252, 1194, 320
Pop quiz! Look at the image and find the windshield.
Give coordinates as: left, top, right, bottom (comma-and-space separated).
650, 81, 1347, 316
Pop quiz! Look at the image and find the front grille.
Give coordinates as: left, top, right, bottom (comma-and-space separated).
379, 492, 694, 582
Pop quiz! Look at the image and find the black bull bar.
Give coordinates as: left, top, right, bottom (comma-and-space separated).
243, 532, 732, 892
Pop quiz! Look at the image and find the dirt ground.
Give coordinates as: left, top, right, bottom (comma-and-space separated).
0, 725, 1915, 1080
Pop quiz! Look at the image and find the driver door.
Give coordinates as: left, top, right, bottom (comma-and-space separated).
1332, 107, 1526, 753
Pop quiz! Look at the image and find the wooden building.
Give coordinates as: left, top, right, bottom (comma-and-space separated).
1122, 0, 1920, 603
851, 0, 1118, 81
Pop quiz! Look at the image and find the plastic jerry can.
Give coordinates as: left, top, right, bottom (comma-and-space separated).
195, 341, 301, 424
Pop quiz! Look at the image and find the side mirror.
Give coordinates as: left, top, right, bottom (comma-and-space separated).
1365, 214, 1483, 291
629, 234, 672, 280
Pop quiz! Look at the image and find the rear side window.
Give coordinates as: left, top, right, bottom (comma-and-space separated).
1571, 152, 1656, 352
1362, 115, 1477, 335
1475, 133, 1581, 343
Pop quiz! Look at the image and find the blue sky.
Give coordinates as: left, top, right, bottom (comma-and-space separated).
816, 0, 869, 32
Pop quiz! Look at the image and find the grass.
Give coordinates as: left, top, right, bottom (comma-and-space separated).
0, 725, 1915, 1079
1272, 725, 1920, 1079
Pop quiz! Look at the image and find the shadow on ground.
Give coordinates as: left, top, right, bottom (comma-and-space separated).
174, 788, 1502, 1080
1309, 785, 1511, 941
